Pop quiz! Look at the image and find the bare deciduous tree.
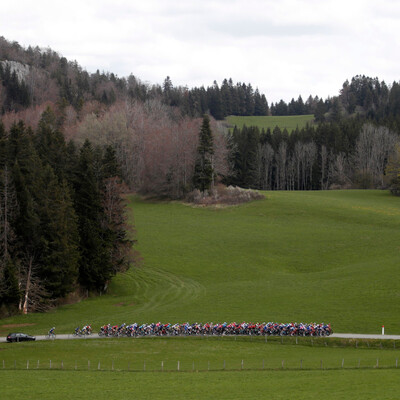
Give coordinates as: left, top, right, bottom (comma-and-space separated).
354, 124, 398, 187
75, 100, 228, 198
258, 142, 274, 190
275, 141, 287, 190
330, 152, 351, 188
18, 252, 49, 314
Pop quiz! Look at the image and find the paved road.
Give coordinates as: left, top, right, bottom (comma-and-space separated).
2, 332, 400, 343
0, 334, 102, 343
331, 333, 400, 340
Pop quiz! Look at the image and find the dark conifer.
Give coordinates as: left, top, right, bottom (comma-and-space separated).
193, 115, 214, 193
73, 140, 113, 292
36, 166, 79, 298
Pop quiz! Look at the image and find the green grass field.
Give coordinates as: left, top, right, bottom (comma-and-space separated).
1, 189, 400, 397
1, 337, 400, 399
1, 190, 399, 335
226, 114, 315, 131
1, 336, 399, 371
3, 369, 400, 400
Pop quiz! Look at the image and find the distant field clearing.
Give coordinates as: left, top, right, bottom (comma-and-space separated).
226, 114, 315, 131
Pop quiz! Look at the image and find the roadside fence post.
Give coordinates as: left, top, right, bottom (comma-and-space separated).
341, 359, 344, 368
376, 358, 379, 368
281, 360, 284, 369
26, 360, 29, 370
61, 360, 64, 370
296, 337, 298, 345
98, 361, 101, 370
177, 360, 180, 371
161, 361, 163, 372
241, 359, 243, 370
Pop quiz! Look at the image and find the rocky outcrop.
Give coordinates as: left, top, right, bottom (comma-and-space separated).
1, 60, 30, 82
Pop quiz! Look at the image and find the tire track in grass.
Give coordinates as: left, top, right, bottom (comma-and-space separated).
109, 266, 205, 321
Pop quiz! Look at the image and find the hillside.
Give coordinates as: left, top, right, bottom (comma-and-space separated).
1, 190, 399, 335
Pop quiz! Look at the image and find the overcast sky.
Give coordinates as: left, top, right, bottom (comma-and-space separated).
2, 0, 400, 102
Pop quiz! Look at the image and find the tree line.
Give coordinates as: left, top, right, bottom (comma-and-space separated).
2, 37, 400, 127
2, 37, 400, 196
226, 121, 400, 191
0, 108, 133, 315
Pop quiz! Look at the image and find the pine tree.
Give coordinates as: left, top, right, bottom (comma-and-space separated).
254, 89, 268, 116
228, 126, 260, 188
73, 140, 113, 292
101, 146, 134, 274
35, 166, 80, 298
35, 107, 68, 181
193, 115, 214, 193
0, 258, 20, 308
8, 122, 42, 249
102, 145, 121, 179
208, 82, 224, 120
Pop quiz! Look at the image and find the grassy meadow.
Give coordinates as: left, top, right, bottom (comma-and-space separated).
1, 337, 400, 399
1, 190, 399, 334
1, 189, 400, 397
3, 369, 400, 400
226, 114, 315, 131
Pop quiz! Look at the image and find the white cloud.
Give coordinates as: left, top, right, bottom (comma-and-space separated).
1, 0, 400, 102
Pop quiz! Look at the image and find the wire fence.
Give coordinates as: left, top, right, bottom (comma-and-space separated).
2, 357, 399, 373
30, 334, 400, 350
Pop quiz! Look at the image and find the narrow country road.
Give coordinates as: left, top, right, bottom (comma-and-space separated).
1, 332, 400, 343
330, 333, 400, 340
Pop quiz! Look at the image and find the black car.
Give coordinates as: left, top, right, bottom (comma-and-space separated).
6, 333, 36, 342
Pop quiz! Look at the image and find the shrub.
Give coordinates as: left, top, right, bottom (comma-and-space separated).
187, 185, 264, 205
